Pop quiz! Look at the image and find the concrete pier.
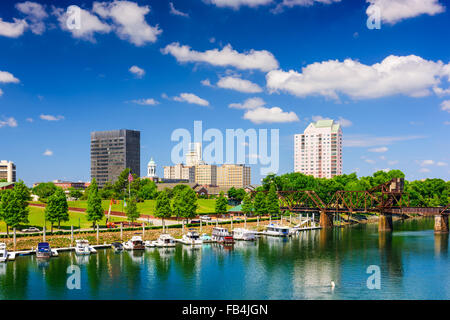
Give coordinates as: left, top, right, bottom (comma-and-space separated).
319, 211, 333, 228
434, 215, 449, 234
378, 214, 393, 232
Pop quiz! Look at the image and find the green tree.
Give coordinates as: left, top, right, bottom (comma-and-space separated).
180, 188, 198, 222
137, 179, 157, 200
86, 179, 104, 228
0, 183, 30, 236
241, 193, 253, 216
45, 188, 69, 231
126, 197, 140, 222
253, 191, 267, 216
215, 191, 228, 215
32, 182, 57, 202
69, 188, 83, 200
266, 184, 280, 215
155, 191, 172, 231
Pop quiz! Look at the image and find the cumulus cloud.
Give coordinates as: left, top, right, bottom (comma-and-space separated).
169, 2, 189, 17
201, 79, 213, 87
16, 1, 48, 35
131, 98, 159, 105
0, 117, 18, 128
205, 0, 273, 9
441, 100, 450, 113
217, 76, 262, 93
419, 159, 434, 166
93, 0, 162, 46
243, 106, 299, 124
129, 65, 145, 78
53, 6, 111, 42
0, 71, 20, 83
345, 134, 425, 147
173, 93, 209, 106
40, 114, 64, 121
229, 97, 266, 109
0, 18, 27, 38
266, 55, 450, 100
43, 149, 53, 156
437, 161, 448, 166
368, 146, 388, 153
162, 42, 279, 72
366, 0, 445, 25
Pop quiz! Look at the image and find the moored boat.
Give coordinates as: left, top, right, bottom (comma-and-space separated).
36, 242, 52, 259
75, 240, 92, 255
111, 242, 124, 252
263, 224, 290, 237
152, 234, 176, 247
232, 228, 256, 241
211, 227, 234, 244
123, 235, 145, 250
0, 243, 7, 263
180, 229, 203, 245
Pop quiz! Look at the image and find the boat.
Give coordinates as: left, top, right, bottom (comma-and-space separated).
263, 224, 290, 237
200, 233, 214, 243
0, 243, 7, 263
36, 242, 52, 259
180, 229, 203, 245
152, 234, 176, 247
75, 239, 92, 255
111, 242, 124, 252
144, 240, 155, 248
232, 228, 256, 241
211, 227, 234, 244
123, 235, 145, 250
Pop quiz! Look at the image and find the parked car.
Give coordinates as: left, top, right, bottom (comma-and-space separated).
201, 215, 212, 221
21, 227, 40, 233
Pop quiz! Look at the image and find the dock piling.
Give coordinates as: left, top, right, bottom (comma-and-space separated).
96, 224, 99, 244
71, 225, 74, 246
43, 225, 46, 242
120, 223, 123, 241
13, 228, 16, 251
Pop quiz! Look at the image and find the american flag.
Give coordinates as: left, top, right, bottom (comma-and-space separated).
128, 172, 133, 182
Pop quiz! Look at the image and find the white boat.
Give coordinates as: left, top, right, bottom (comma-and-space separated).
0, 243, 8, 263
75, 240, 92, 255
123, 235, 145, 250
232, 228, 256, 241
152, 234, 176, 247
36, 242, 52, 259
144, 240, 155, 248
263, 224, 290, 237
180, 230, 203, 245
211, 227, 234, 244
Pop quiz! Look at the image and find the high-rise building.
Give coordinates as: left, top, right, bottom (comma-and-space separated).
186, 142, 203, 166
90, 129, 140, 187
195, 164, 217, 185
294, 120, 343, 178
163, 163, 195, 182
0, 160, 16, 182
217, 164, 251, 189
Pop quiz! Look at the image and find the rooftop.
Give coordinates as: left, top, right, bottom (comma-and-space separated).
311, 119, 341, 133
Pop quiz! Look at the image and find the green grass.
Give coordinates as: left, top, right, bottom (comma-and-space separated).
0, 206, 127, 233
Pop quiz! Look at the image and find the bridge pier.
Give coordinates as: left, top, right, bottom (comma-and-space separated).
319, 210, 333, 228
434, 215, 449, 234
378, 214, 393, 232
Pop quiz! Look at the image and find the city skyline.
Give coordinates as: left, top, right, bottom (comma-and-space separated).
0, 0, 449, 186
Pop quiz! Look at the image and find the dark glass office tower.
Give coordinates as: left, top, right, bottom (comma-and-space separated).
90, 129, 140, 187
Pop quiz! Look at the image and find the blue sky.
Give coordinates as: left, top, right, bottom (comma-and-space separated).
0, 0, 449, 186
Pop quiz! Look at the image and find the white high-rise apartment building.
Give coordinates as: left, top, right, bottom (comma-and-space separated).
294, 120, 343, 179
186, 142, 203, 166
0, 160, 16, 182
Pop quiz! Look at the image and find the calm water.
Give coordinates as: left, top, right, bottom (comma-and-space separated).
1, 218, 449, 300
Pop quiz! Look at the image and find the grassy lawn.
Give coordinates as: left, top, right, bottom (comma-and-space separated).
0, 206, 127, 233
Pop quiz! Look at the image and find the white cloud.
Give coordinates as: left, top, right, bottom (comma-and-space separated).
169, 2, 189, 17
205, 0, 273, 9
368, 146, 388, 153
53, 6, 111, 42
365, 159, 376, 164
43, 149, 53, 156
420, 159, 434, 166
217, 76, 262, 93
16, 1, 48, 35
93, 0, 162, 46
433, 87, 450, 96
0, 18, 27, 38
201, 79, 213, 87
366, 0, 445, 25
266, 55, 450, 100
173, 93, 209, 106
40, 114, 64, 121
129, 65, 145, 78
441, 100, 450, 113
243, 106, 299, 124
162, 42, 279, 72
388, 160, 399, 165
419, 167, 430, 173
437, 161, 448, 166
131, 98, 159, 105
229, 97, 266, 109
273, 0, 341, 13
0, 71, 20, 83
0, 117, 18, 128
311, 115, 352, 127
345, 134, 425, 147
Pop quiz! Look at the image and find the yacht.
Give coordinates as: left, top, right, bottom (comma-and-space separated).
180, 229, 203, 245
232, 228, 256, 241
200, 233, 213, 243
123, 235, 145, 250
152, 234, 176, 248
36, 242, 52, 259
0, 243, 8, 263
263, 224, 290, 237
211, 227, 234, 244
75, 239, 95, 255
111, 242, 124, 253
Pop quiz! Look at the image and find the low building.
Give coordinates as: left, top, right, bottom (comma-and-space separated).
0, 182, 15, 190
163, 163, 195, 183
33, 180, 89, 190
217, 164, 251, 189
0, 160, 16, 183
195, 164, 217, 186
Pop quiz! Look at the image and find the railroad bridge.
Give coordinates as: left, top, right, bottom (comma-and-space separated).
261, 178, 449, 233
